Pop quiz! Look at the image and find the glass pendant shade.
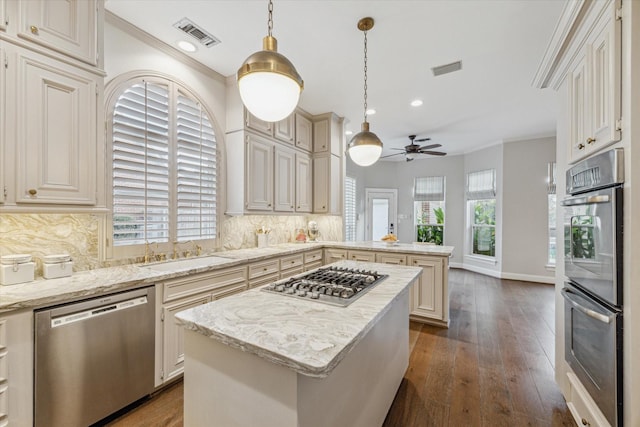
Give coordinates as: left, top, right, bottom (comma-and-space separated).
238, 36, 303, 122
348, 122, 383, 167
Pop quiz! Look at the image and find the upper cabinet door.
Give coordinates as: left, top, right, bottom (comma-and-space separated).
274, 114, 295, 145
295, 154, 312, 212
590, 5, 621, 149
295, 113, 312, 152
18, 0, 98, 66
245, 109, 273, 137
245, 133, 274, 211
0, 0, 7, 32
0, 47, 5, 204
15, 49, 97, 205
274, 147, 295, 212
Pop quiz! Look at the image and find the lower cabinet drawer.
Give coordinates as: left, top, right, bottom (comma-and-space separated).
280, 266, 304, 279
163, 266, 247, 302
304, 260, 323, 272
303, 249, 323, 264
249, 259, 279, 280
249, 272, 279, 289
280, 254, 304, 270
566, 372, 609, 427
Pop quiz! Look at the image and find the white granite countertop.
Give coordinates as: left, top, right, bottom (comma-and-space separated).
0, 242, 451, 313
175, 261, 422, 378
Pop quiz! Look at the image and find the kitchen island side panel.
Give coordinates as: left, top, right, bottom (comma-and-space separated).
183, 288, 410, 427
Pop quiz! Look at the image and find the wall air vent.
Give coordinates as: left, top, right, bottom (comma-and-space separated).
173, 18, 221, 48
431, 61, 462, 76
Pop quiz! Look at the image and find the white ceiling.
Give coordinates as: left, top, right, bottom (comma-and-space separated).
105, 0, 564, 160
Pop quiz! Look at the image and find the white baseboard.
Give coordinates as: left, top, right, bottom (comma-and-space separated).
500, 272, 555, 284
451, 263, 555, 284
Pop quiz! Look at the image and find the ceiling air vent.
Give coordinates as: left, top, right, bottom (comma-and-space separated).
173, 18, 221, 48
431, 61, 462, 76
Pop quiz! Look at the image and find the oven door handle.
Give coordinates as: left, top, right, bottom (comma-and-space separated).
561, 288, 613, 324
561, 195, 610, 206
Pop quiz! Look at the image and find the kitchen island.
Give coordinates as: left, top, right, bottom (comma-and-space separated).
175, 261, 422, 427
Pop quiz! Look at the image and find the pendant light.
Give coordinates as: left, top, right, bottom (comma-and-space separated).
347, 17, 383, 167
237, 0, 303, 122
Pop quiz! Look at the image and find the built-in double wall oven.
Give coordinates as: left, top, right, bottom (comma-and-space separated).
561, 148, 623, 426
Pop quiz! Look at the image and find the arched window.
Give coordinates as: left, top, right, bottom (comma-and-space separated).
107, 75, 218, 258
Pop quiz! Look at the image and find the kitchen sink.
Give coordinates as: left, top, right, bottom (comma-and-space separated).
142, 256, 233, 272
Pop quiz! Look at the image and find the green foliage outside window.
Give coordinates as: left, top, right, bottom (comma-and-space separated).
472, 200, 495, 256
416, 206, 444, 245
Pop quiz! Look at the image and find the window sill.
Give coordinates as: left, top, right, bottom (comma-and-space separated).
464, 254, 497, 266
545, 263, 556, 272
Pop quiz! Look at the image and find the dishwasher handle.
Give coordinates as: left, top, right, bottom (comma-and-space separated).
51, 295, 148, 328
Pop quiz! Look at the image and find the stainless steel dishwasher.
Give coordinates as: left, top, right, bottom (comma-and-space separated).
34, 286, 155, 427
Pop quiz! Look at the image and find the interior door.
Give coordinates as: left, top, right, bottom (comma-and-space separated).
365, 188, 398, 241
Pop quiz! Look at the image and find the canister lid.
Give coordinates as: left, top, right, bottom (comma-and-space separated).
1, 254, 32, 264
42, 254, 71, 264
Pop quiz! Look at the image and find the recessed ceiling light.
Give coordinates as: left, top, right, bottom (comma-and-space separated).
366, 108, 376, 115
177, 40, 197, 53
345, 130, 353, 136
410, 99, 423, 107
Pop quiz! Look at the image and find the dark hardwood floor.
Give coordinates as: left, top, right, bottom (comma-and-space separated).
106, 269, 575, 427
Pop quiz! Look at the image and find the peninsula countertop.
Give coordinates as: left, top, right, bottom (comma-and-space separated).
0, 241, 451, 312
175, 261, 422, 378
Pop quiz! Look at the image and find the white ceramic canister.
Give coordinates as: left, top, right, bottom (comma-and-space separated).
42, 254, 73, 279
0, 254, 35, 286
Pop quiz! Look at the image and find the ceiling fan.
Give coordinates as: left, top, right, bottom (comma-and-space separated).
381, 135, 447, 162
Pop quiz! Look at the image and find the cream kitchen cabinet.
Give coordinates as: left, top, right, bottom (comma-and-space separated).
567, 0, 621, 163
245, 133, 274, 211
17, 0, 99, 66
248, 258, 280, 288
313, 154, 342, 214
295, 153, 312, 212
159, 266, 247, 385
274, 113, 295, 145
324, 248, 347, 264
0, 0, 6, 32
10, 47, 98, 205
303, 249, 323, 271
312, 112, 343, 156
295, 112, 312, 152
274, 147, 295, 212
0, 309, 33, 426
0, 47, 5, 205
347, 250, 376, 262
407, 255, 447, 324
280, 253, 304, 278
376, 252, 407, 266
244, 109, 273, 137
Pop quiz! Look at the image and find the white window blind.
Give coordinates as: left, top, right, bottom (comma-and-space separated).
344, 176, 356, 241
466, 169, 496, 200
176, 91, 217, 241
414, 176, 445, 201
113, 82, 170, 245
111, 80, 217, 247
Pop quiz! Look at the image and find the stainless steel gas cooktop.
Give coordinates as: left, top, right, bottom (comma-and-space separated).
261, 266, 388, 307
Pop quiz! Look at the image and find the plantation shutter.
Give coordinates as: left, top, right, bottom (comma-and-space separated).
466, 169, 496, 200
414, 176, 445, 201
176, 91, 217, 241
112, 82, 170, 245
344, 176, 356, 241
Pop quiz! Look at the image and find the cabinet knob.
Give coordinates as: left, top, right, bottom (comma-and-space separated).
414, 260, 418, 264
30, 25, 39, 35
291, 206, 294, 209
586, 137, 596, 144
297, 206, 300, 209
268, 203, 272, 207
263, 267, 267, 271
578, 143, 585, 150
581, 418, 590, 426
322, 205, 326, 209
28, 189, 37, 196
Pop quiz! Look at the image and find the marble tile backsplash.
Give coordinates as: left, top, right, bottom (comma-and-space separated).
0, 213, 343, 274
0, 213, 102, 274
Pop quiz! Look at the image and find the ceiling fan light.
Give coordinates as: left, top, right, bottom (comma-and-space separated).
348, 122, 383, 167
405, 152, 416, 161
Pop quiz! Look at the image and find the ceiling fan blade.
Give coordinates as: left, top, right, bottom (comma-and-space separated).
414, 137, 431, 142
419, 151, 447, 156
390, 148, 407, 151
380, 152, 405, 158
418, 143, 442, 151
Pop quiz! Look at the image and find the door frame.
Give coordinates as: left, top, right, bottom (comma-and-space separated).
365, 188, 398, 241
